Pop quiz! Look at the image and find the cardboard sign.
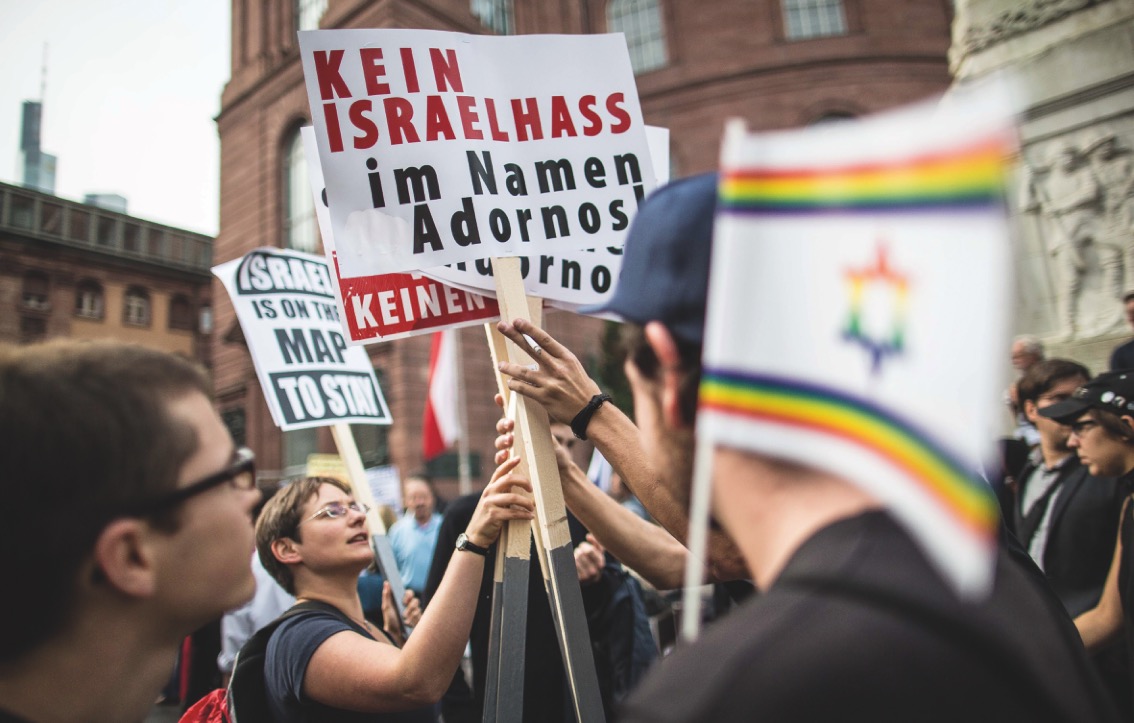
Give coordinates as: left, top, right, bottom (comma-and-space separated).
301, 126, 501, 344
298, 29, 655, 276
699, 87, 1018, 598
214, 248, 393, 429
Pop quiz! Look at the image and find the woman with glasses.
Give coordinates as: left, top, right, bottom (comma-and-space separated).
254, 458, 533, 722
1040, 371, 1134, 709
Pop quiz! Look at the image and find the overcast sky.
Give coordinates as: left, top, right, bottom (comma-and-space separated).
0, 0, 230, 236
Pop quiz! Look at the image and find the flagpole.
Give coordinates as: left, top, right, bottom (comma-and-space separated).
455, 328, 472, 496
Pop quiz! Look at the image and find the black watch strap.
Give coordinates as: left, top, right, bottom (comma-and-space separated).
571, 393, 612, 441
456, 532, 489, 556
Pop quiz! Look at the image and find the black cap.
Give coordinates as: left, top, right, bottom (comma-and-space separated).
1039, 371, 1134, 424
583, 173, 717, 345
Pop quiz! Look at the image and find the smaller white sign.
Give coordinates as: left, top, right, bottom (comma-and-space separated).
214, 248, 393, 430
366, 464, 403, 512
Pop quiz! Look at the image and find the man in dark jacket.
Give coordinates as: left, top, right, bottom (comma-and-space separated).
1012, 358, 1124, 616
1012, 357, 1129, 715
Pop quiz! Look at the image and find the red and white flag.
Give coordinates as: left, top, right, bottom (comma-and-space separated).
423, 330, 461, 460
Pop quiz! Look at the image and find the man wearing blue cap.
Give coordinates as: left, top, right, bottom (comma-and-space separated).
498, 173, 1118, 721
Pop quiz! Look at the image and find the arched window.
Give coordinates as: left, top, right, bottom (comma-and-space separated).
607, 0, 667, 74
75, 279, 104, 319
169, 295, 194, 331
782, 0, 847, 40
283, 127, 319, 253
21, 271, 50, 311
123, 286, 151, 327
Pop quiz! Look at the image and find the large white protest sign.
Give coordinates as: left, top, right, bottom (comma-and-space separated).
301, 126, 501, 344
299, 29, 655, 276
698, 87, 1017, 598
214, 248, 393, 429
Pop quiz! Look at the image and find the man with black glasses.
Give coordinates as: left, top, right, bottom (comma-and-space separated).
0, 340, 263, 723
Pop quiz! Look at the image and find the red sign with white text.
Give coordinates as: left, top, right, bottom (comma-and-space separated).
333, 253, 498, 343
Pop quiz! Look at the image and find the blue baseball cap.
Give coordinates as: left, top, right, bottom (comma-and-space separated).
584, 173, 718, 345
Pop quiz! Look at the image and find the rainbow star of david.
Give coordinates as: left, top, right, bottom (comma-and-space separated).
842, 243, 908, 374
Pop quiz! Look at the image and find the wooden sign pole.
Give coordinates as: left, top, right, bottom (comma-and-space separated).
490, 257, 606, 723
330, 422, 409, 630
481, 306, 540, 723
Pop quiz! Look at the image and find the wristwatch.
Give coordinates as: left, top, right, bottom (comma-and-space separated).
455, 532, 489, 556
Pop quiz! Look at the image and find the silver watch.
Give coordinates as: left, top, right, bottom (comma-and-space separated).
455, 532, 489, 556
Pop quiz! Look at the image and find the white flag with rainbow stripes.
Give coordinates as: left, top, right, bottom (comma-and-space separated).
698, 86, 1018, 598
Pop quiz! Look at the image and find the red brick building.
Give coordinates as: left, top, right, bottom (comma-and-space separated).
0, 180, 212, 362
214, 0, 954, 493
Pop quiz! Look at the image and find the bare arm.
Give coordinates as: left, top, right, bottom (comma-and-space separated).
495, 318, 747, 581
555, 444, 691, 589
577, 400, 748, 581
1075, 499, 1129, 651
302, 460, 534, 712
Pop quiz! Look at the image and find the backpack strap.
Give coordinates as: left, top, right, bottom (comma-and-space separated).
226, 600, 371, 723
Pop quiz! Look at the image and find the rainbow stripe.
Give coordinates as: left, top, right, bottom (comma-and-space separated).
719, 135, 1010, 215
699, 368, 998, 539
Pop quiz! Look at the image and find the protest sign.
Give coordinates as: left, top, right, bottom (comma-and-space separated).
365, 464, 403, 512
302, 126, 500, 344
298, 29, 655, 276
305, 452, 349, 482
697, 87, 1017, 598
214, 248, 393, 429
420, 125, 671, 308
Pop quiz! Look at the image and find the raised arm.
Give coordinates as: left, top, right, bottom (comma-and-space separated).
553, 438, 691, 589
495, 318, 747, 581
302, 460, 534, 712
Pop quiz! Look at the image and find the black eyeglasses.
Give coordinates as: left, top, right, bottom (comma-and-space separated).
126, 447, 256, 515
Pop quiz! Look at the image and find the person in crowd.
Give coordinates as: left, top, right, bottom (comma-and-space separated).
426, 421, 656, 723
499, 173, 1118, 721
0, 340, 262, 723
388, 474, 443, 596
1111, 292, 1134, 371
255, 468, 533, 722
1012, 359, 1125, 613
1012, 360, 1130, 714
1008, 334, 1046, 448
1013, 335, 1047, 374
1041, 371, 1134, 713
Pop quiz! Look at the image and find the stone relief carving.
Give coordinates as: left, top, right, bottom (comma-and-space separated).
958, 0, 1106, 55
1021, 129, 1134, 339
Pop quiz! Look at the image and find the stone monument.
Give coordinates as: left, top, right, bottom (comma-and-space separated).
951, 0, 1134, 374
